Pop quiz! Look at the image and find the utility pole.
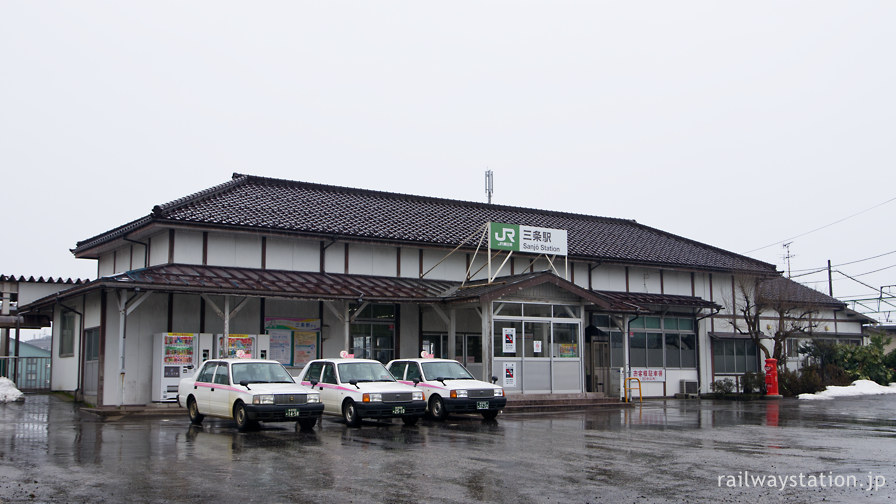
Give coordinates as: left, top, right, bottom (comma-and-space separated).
827, 259, 833, 296
782, 242, 794, 277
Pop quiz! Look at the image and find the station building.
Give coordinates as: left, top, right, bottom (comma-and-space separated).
18, 174, 871, 406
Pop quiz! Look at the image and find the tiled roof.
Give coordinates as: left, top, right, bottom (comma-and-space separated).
74, 173, 776, 274
0, 275, 89, 285
759, 277, 846, 309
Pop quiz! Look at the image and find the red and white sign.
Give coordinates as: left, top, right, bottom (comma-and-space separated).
630, 368, 666, 382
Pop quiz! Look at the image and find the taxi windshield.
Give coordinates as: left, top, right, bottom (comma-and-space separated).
231, 362, 295, 384
421, 361, 474, 380
338, 362, 396, 383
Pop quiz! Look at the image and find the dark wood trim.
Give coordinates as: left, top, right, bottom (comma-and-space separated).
709, 273, 715, 332
168, 229, 175, 264
419, 249, 424, 277
396, 247, 401, 276
660, 270, 664, 294
167, 293, 174, 332
199, 296, 206, 333
261, 236, 267, 269
344, 243, 350, 274
625, 267, 630, 292
320, 241, 326, 273
691, 272, 695, 297
202, 232, 208, 266
259, 298, 266, 334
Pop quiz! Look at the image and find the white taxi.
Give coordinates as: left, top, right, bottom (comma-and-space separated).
177, 359, 324, 431
297, 358, 426, 427
387, 358, 506, 420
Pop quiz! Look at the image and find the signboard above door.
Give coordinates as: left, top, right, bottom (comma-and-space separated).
489, 222, 568, 256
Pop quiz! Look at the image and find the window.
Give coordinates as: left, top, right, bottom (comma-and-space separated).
646, 334, 664, 367
303, 362, 324, 382
713, 339, 759, 374
388, 362, 406, 380
524, 322, 549, 358
59, 311, 77, 357
553, 323, 579, 358
84, 327, 100, 362
592, 315, 696, 369
213, 364, 230, 385
629, 333, 647, 367
350, 304, 396, 364
406, 363, 422, 381
197, 362, 217, 383
321, 363, 337, 384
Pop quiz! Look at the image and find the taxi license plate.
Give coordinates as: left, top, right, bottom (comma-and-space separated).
392, 406, 406, 415
477, 401, 489, 410
285, 408, 300, 418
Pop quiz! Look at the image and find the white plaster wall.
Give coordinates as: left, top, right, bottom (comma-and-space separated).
693, 273, 712, 304
628, 267, 662, 294
323, 243, 346, 274
148, 232, 169, 266
50, 305, 80, 392
114, 247, 131, 273
206, 233, 262, 268
171, 294, 201, 333
173, 230, 203, 265
348, 243, 397, 277
98, 253, 115, 278
266, 237, 319, 272
421, 249, 466, 281
118, 292, 168, 405
399, 248, 418, 278
131, 243, 147, 269
17, 283, 78, 306
590, 265, 627, 292
663, 270, 692, 296
713, 274, 735, 316
468, 253, 489, 281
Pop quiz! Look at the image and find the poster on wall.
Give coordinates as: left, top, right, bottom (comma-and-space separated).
533, 340, 542, 354
503, 328, 516, 353
264, 317, 321, 367
503, 362, 517, 387
268, 329, 292, 364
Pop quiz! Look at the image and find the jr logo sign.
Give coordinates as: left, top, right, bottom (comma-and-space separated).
490, 223, 519, 251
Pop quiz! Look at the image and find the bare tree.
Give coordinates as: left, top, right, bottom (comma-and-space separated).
729, 275, 821, 366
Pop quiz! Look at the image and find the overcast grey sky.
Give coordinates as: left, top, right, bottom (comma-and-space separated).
2, 2, 894, 321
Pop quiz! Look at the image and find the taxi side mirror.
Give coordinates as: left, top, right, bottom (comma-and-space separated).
412, 378, 420, 386
310, 378, 319, 387
491, 376, 498, 384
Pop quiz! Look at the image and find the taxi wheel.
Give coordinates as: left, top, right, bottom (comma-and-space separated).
187, 397, 204, 425
343, 400, 361, 427
429, 396, 447, 421
401, 416, 419, 426
482, 410, 499, 420
234, 402, 254, 431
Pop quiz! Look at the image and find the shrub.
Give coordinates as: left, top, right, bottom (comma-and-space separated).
711, 378, 735, 395
741, 372, 766, 394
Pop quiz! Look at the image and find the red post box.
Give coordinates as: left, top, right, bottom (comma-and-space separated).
764, 358, 779, 396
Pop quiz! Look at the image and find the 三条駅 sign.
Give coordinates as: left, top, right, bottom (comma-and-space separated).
489, 222, 568, 256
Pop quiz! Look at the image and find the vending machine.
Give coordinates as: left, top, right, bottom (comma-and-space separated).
214, 334, 270, 360
151, 333, 199, 402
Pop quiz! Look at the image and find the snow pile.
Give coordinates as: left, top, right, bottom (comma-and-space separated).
0, 377, 25, 402
798, 379, 896, 400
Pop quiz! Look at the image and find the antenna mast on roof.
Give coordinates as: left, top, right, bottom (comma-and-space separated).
782, 241, 795, 277
485, 169, 494, 204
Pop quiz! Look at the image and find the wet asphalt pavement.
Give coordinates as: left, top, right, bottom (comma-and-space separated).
1, 394, 895, 504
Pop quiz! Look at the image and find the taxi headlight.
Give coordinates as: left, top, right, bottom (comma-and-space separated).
412, 391, 424, 401
307, 394, 320, 403
253, 394, 275, 405
494, 388, 504, 397
363, 393, 382, 402
450, 390, 468, 399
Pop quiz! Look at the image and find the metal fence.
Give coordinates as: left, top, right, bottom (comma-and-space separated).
0, 357, 52, 391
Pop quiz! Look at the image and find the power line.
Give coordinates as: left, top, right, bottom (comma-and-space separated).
789, 249, 896, 273
743, 196, 896, 254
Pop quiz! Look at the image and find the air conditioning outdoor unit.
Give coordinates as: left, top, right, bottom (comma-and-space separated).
680, 380, 698, 395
